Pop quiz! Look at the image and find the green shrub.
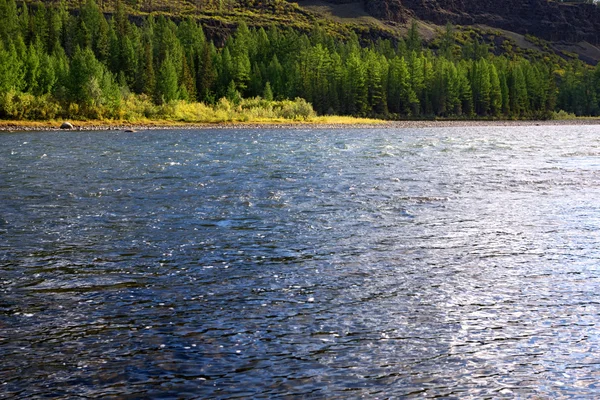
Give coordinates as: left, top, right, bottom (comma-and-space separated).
552, 109, 577, 120
276, 98, 316, 120
0, 91, 61, 120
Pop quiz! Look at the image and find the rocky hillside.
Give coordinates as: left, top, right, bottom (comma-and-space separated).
25, 0, 600, 63
365, 0, 600, 45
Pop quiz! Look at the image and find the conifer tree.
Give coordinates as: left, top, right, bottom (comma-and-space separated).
406, 20, 421, 53
345, 51, 368, 116
198, 42, 217, 103
179, 53, 196, 101
155, 53, 178, 104
263, 81, 273, 101
94, 13, 110, 63
445, 61, 461, 115
387, 56, 413, 115
19, 2, 30, 43
489, 63, 502, 117
136, 38, 155, 95
472, 59, 491, 115
37, 52, 57, 95
0, 42, 24, 95
24, 40, 42, 94
0, 0, 19, 45
266, 54, 283, 98
407, 51, 424, 115
226, 80, 241, 104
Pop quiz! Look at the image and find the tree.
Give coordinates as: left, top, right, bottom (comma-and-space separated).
0, 0, 19, 46
365, 50, 388, 116
0, 42, 24, 95
179, 53, 196, 101
263, 81, 273, 101
68, 46, 119, 112
93, 11, 110, 63
388, 56, 414, 116
136, 38, 155, 95
407, 51, 424, 115
471, 59, 491, 116
24, 40, 43, 94
226, 79, 241, 104
155, 53, 178, 104
509, 64, 528, 117
266, 54, 283, 98
489, 63, 502, 117
406, 20, 421, 53
198, 42, 217, 103
344, 51, 368, 116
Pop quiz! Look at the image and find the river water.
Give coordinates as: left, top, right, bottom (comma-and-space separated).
1, 126, 600, 398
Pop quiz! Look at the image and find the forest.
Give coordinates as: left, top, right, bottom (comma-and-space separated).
1, 0, 600, 122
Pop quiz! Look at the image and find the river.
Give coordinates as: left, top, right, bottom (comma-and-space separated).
1, 126, 600, 398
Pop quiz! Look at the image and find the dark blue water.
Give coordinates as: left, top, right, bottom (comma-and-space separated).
2, 126, 600, 398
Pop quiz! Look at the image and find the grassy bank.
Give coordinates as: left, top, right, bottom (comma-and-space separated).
3, 95, 599, 131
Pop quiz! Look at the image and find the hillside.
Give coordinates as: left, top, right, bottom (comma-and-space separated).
19, 0, 600, 65
363, 0, 600, 45
3, 0, 600, 123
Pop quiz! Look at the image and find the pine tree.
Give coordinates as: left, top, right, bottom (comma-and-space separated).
472, 59, 491, 116
226, 80, 241, 104
407, 51, 424, 115
198, 42, 216, 103
445, 61, 461, 115
457, 61, 473, 117
249, 61, 264, 98
179, 53, 196, 101
499, 71, 510, 116
387, 56, 413, 116
345, 51, 368, 116
0, 42, 24, 95
0, 0, 19, 46
489, 63, 502, 117
24, 40, 42, 94
263, 81, 273, 101
155, 53, 178, 104
136, 38, 155, 95
37, 52, 57, 95
366, 50, 388, 116
68, 46, 118, 111
266, 54, 283, 98
18, 1, 30, 43
406, 20, 421, 53
94, 11, 110, 63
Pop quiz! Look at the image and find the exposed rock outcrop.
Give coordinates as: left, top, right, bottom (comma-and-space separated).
365, 0, 412, 23
363, 0, 600, 44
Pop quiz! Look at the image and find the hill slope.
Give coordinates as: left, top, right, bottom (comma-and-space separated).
23, 0, 600, 64
363, 0, 600, 45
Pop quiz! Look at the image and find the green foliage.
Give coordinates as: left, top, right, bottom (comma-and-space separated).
1, 0, 599, 122
0, 90, 61, 119
155, 54, 179, 104
263, 81, 273, 101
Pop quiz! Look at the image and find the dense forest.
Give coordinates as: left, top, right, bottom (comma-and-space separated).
1, 0, 600, 121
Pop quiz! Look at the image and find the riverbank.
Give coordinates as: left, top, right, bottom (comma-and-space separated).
2, 117, 600, 131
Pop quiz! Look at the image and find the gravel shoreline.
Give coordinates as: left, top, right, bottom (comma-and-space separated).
2, 119, 600, 131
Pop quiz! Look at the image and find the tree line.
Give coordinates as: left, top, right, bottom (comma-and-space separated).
0, 0, 599, 120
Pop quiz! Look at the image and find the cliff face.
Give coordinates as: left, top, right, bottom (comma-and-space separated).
365, 0, 600, 44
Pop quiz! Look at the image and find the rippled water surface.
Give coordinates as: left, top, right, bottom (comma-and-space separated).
2, 126, 600, 398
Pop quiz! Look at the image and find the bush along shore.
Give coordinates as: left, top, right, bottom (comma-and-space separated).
2, 0, 600, 123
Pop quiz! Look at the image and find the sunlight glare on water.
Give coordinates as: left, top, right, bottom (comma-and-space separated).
1, 126, 600, 398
